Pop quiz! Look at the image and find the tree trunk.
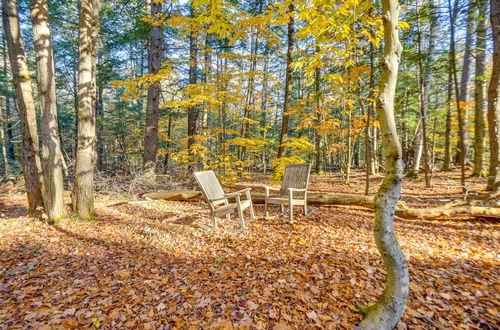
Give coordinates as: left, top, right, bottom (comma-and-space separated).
449, 0, 466, 192
187, 1, 198, 172
356, 0, 409, 326
276, 3, 295, 160
143, 1, 162, 180
442, 66, 453, 171
2, 0, 44, 211
30, 0, 66, 221
73, 0, 99, 219
487, 0, 500, 191
365, 42, 375, 195
0, 100, 8, 178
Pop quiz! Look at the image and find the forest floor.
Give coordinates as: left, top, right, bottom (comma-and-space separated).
0, 170, 498, 329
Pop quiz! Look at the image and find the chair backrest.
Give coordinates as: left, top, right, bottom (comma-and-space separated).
194, 170, 225, 205
280, 163, 311, 197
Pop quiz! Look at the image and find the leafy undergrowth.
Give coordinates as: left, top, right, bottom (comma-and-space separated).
0, 171, 499, 329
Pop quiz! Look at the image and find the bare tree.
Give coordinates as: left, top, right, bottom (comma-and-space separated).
2, 0, 44, 211
30, 0, 66, 220
73, 0, 100, 218
356, 0, 409, 326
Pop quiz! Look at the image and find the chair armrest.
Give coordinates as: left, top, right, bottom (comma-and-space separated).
209, 196, 229, 202
231, 188, 251, 194
288, 188, 307, 198
224, 191, 242, 198
288, 188, 306, 192
265, 186, 280, 197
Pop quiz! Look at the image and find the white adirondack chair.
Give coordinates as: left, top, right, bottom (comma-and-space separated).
265, 163, 311, 223
194, 170, 255, 229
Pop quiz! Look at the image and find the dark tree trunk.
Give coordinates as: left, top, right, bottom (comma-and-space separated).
487, 0, 500, 191
143, 1, 162, 180
276, 4, 295, 160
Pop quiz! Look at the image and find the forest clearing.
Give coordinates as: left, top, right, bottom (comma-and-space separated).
1, 0, 500, 326
0, 171, 498, 329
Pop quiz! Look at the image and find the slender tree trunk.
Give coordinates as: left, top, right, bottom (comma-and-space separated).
187, 2, 198, 171
365, 42, 375, 195
73, 0, 99, 218
1, 32, 14, 163
472, 0, 487, 177
163, 112, 172, 173
356, 0, 409, 326
442, 67, 453, 171
30, 0, 66, 220
487, 0, 500, 191
143, 1, 162, 180
449, 0, 466, 192
276, 3, 295, 160
314, 45, 322, 174
2, 0, 44, 211
0, 100, 8, 177
456, 1, 476, 166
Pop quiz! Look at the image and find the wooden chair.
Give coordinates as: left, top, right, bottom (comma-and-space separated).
194, 170, 255, 229
265, 163, 311, 223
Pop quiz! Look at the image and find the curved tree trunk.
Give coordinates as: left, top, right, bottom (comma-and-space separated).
2, 0, 44, 212
30, 0, 66, 221
356, 0, 409, 327
73, 0, 99, 218
487, 0, 500, 191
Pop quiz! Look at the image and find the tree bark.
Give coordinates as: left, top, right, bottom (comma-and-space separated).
449, 0, 466, 192
2, 0, 44, 211
276, 3, 295, 160
0, 99, 8, 178
143, 0, 162, 180
487, 0, 500, 191
356, 0, 409, 326
187, 1, 198, 172
73, 0, 99, 219
472, 0, 487, 177
30, 0, 66, 221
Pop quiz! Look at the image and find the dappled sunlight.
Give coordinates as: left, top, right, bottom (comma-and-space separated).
1, 172, 498, 328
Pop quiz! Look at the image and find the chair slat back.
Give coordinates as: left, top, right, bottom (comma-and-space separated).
194, 171, 225, 203
280, 163, 311, 197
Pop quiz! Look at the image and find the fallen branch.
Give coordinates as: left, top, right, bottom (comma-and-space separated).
140, 190, 500, 220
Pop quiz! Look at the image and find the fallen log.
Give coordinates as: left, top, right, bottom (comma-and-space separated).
140, 189, 500, 220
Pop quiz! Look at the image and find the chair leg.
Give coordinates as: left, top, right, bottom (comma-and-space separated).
249, 201, 255, 221
265, 198, 268, 218
280, 205, 285, 213
304, 202, 308, 216
226, 214, 231, 221
211, 213, 217, 229
288, 194, 293, 223
238, 207, 245, 229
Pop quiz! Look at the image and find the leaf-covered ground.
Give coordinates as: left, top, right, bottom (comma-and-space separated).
0, 171, 499, 329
